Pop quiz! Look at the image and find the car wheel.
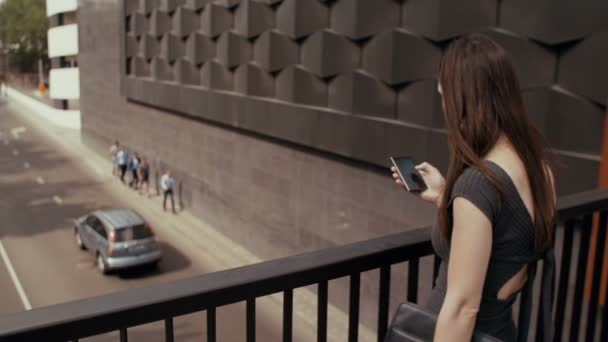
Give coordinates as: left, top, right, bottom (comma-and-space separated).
75, 230, 86, 250
97, 253, 109, 275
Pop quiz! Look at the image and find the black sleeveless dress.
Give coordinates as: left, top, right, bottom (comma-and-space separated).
427, 161, 536, 341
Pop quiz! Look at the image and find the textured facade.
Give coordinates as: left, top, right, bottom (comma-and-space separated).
82, 0, 606, 266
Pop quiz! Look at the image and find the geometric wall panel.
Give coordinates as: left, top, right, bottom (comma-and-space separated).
216, 31, 251, 69
183, 0, 213, 11
558, 32, 608, 105
301, 30, 359, 78
126, 35, 138, 58
139, 34, 160, 59
523, 87, 604, 155
398, 79, 443, 128
176, 59, 201, 85
214, 0, 242, 8
201, 61, 234, 91
257, 0, 283, 4
160, 34, 185, 62
149, 10, 172, 37
485, 29, 556, 89
172, 6, 199, 37
200, 3, 232, 38
159, 0, 186, 12
500, 0, 608, 45
253, 30, 298, 72
126, 0, 140, 14
185, 33, 215, 65
330, 0, 399, 40
131, 56, 151, 78
130, 13, 148, 36
403, 0, 497, 41
276, 0, 328, 39
235, 63, 275, 97
276, 65, 327, 107
234, 0, 274, 39
362, 29, 441, 85
151, 57, 175, 81
329, 71, 396, 119
138, 0, 158, 15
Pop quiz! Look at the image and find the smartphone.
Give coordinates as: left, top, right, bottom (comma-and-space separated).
389, 156, 427, 192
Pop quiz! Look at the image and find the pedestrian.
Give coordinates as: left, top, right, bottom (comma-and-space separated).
128, 153, 140, 189
138, 158, 151, 196
116, 148, 129, 183
160, 170, 176, 213
110, 140, 119, 176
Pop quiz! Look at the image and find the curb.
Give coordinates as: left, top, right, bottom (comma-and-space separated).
5, 86, 81, 130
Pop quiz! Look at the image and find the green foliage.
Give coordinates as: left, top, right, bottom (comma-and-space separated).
0, 0, 48, 72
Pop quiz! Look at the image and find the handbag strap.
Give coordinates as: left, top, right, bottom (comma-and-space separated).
517, 248, 556, 342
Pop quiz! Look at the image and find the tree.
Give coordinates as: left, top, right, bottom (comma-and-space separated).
0, 0, 48, 73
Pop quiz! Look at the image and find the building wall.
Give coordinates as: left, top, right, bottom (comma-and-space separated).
79, 0, 607, 259
78, 0, 438, 262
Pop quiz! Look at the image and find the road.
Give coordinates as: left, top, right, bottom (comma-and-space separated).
0, 99, 288, 341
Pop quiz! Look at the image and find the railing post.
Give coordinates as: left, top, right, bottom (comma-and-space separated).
377, 266, 391, 342
247, 299, 256, 342
348, 273, 361, 342
317, 280, 328, 342
283, 289, 293, 342
207, 307, 216, 342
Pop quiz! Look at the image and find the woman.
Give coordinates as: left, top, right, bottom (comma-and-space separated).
391, 34, 556, 341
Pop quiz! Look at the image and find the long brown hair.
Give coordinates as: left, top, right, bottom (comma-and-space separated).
437, 34, 556, 253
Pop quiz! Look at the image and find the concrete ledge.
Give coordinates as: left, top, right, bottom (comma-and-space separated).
6, 86, 81, 130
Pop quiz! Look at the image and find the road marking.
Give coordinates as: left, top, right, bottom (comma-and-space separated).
24, 162, 30, 169
10, 127, 26, 139
12, 149, 19, 156
52, 195, 63, 205
35, 177, 45, 185
29, 198, 52, 206
0, 240, 32, 310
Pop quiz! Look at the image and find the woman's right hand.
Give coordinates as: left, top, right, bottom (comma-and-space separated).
415, 162, 446, 207
391, 162, 446, 207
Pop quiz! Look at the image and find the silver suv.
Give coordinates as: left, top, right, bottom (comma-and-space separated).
74, 209, 162, 274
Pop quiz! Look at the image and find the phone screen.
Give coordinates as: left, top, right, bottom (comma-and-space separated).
390, 157, 427, 192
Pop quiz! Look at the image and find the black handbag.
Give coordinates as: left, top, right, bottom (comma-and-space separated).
384, 302, 502, 342
384, 248, 555, 342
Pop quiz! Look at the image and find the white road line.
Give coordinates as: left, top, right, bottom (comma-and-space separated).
35, 177, 45, 185
24, 162, 30, 169
12, 149, 19, 156
0, 240, 32, 310
52, 195, 63, 205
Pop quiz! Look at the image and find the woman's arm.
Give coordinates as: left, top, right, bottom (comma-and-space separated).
434, 197, 493, 342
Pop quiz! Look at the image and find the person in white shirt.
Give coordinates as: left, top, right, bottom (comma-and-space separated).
161, 170, 176, 213
116, 148, 129, 183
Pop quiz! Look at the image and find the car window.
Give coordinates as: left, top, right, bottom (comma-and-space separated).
92, 219, 108, 239
114, 224, 153, 242
85, 215, 97, 227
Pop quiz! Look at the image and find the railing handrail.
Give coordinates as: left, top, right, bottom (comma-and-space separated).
0, 228, 432, 340
557, 187, 608, 220
2, 187, 608, 341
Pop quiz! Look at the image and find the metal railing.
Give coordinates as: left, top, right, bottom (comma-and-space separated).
1, 188, 607, 341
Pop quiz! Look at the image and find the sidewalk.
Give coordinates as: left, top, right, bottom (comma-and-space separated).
3, 89, 377, 341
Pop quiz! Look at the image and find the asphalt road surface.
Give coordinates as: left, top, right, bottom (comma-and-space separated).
0, 100, 290, 341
